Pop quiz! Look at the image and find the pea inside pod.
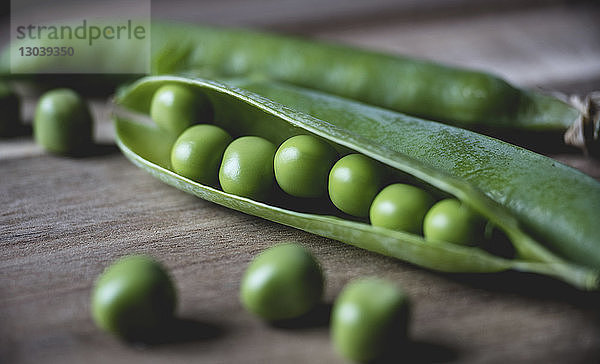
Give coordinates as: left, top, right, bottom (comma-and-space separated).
370, 183, 435, 234
113, 76, 600, 290
150, 84, 213, 135
171, 124, 232, 185
329, 154, 384, 217
219, 136, 277, 200
424, 199, 486, 246
274, 134, 338, 198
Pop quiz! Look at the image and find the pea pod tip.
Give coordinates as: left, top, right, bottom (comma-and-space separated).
564, 91, 600, 156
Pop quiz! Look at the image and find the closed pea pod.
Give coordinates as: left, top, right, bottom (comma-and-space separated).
114, 76, 600, 290
5, 22, 591, 149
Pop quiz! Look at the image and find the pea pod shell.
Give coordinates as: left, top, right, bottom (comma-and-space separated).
114, 75, 600, 290
236, 80, 600, 270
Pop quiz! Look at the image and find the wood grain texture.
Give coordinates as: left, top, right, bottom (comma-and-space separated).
308, 3, 600, 93
2, 152, 600, 364
2, 1, 600, 363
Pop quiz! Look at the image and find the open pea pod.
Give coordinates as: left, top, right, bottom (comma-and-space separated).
114, 75, 600, 290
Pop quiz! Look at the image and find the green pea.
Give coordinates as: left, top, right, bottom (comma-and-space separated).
150, 84, 212, 135
370, 183, 435, 234
171, 124, 232, 185
91, 255, 176, 340
328, 154, 383, 217
274, 134, 338, 198
423, 198, 486, 245
219, 136, 276, 200
33, 88, 93, 155
331, 278, 410, 362
0, 82, 20, 137
240, 243, 323, 321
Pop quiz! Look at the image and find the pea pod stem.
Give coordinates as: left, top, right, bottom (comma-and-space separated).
564, 91, 600, 155
113, 75, 600, 290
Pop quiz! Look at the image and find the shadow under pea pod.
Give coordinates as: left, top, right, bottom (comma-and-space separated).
126, 317, 225, 347
448, 270, 600, 309
0, 81, 27, 138
35, 140, 120, 158
470, 126, 581, 156
269, 302, 333, 330
371, 339, 459, 364
0, 123, 32, 138
81, 142, 121, 157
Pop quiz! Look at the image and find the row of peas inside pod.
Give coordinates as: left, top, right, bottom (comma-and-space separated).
151, 84, 514, 254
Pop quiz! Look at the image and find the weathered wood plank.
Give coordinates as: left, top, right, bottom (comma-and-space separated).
2, 1, 600, 363
2, 153, 600, 363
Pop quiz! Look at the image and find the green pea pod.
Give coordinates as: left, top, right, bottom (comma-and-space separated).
149, 23, 579, 129
3, 22, 596, 149
113, 75, 600, 290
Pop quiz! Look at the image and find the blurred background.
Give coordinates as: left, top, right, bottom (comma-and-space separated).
2, 0, 599, 93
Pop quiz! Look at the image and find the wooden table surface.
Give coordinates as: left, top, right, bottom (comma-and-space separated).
2, 1, 600, 363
